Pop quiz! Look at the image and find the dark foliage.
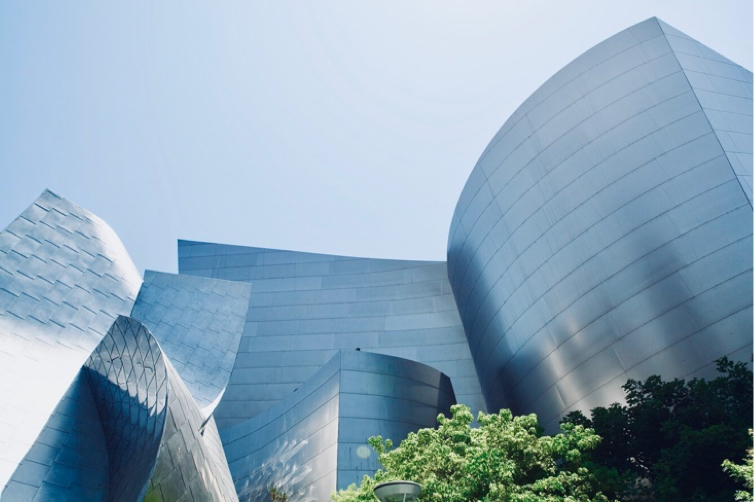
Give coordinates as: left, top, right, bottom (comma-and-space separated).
562, 357, 753, 502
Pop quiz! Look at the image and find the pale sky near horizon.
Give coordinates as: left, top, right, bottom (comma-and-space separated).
2, 1, 751, 275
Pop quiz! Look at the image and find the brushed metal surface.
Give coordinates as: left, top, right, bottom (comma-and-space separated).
447, 17, 752, 430
0, 190, 141, 489
221, 350, 454, 502
178, 241, 485, 428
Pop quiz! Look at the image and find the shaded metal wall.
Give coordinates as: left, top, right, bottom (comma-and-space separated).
178, 241, 485, 428
447, 17, 753, 430
221, 350, 455, 502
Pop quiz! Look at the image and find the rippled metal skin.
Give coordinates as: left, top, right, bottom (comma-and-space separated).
0, 190, 142, 488
2, 316, 167, 502
131, 270, 252, 414
3, 316, 239, 502
447, 18, 753, 430
85, 316, 169, 502
221, 350, 455, 502
144, 344, 239, 502
178, 240, 485, 429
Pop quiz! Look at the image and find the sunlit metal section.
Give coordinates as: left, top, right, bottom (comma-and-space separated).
130, 270, 251, 414
178, 241, 485, 428
2, 315, 239, 501
447, 17, 752, 430
221, 350, 455, 502
144, 343, 239, 502
0, 190, 142, 489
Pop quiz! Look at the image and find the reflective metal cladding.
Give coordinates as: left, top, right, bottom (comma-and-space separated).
0, 16, 751, 502
130, 270, 252, 415
447, 17, 753, 430
220, 351, 454, 502
0, 190, 142, 490
177, 241, 487, 428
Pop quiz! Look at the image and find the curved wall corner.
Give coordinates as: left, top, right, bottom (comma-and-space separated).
130, 270, 251, 414
144, 355, 239, 502
0, 189, 142, 489
221, 350, 455, 502
177, 241, 484, 428
84, 316, 169, 502
447, 17, 753, 430
1, 371, 110, 502
2, 315, 240, 502
1, 316, 169, 502
88, 316, 238, 502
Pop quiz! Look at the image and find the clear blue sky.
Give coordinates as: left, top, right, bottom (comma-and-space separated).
2, 1, 751, 274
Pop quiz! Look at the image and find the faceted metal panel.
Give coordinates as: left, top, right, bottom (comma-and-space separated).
143, 356, 238, 502
1, 372, 109, 502
658, 20, 754, 205
178, 241, 485, 429
447, 18, 753, 430
336, 350, 455, 489
84, 316, 168, 502
0, 190, 141, 489
220, 351, 455, 502
130, 270, 252, 414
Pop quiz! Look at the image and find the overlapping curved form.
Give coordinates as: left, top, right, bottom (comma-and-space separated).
178, 241, 485, 429
130, 270, 252, 414
447, 17, 753, 429
2, 316, 167, 502
2, 316, 239, 502
85, 316, 169, 502
0, 190, 142, 488
144, 348, 239, 502
221, 350, 455, 502
1, 17, 751, 501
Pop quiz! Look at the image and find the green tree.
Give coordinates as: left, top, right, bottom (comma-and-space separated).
269, 486, 290, 502
331, 404, 614, 502
723, 429, 753, 502
562, 357, 753, 501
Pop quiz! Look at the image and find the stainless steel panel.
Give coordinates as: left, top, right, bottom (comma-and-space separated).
0, 190, 141, 489
219, 351, 454, 502
130, 270, 251, 414
447, 18, 752, 430
178, 241, 486, 429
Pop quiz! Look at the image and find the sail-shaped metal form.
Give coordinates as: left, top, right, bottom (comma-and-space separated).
447, 17, 752, 430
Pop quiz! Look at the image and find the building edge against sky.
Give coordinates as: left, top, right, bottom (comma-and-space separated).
447, 17, 752, 430
0, 17, 751, 502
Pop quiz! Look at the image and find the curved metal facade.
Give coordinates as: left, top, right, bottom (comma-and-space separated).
221, 350, 455, 502
0, 190, 142, 489
1, 17, 751, 502
3, 315, 239, 502
131, 270, 252, 414
447, 17, 753, 429
178, 240, 486, 428
85, 316, 169, 502
145, 351, 239, 502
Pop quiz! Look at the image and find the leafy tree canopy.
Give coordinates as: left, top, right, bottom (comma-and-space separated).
562, 357, 753, 502
723, 429, 753, 502
331, 404, 614, 502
